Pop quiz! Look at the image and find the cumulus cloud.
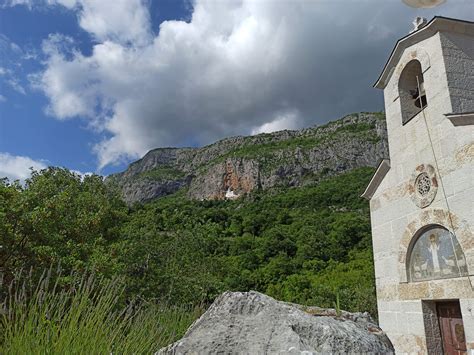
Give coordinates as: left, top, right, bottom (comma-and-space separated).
0, 153, 47, 181
252, 110, 300, 135
0, 153, 95, 182
4, 0, 151, 45
52, 0, 152, 45
29, 0, 474, 169
31, 33, 99, 119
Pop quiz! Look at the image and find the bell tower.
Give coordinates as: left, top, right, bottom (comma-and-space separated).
362, 17, 474, 354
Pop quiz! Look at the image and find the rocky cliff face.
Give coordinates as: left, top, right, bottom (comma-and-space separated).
108, 112, 388, 204
158, 291, 394, 354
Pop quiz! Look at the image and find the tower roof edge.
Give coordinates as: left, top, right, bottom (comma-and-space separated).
374, 16, 474, 90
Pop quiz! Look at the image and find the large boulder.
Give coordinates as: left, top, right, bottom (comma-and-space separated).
158, 291, 393, 354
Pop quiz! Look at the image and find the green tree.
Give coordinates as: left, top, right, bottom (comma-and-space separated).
0, 168, 127, 281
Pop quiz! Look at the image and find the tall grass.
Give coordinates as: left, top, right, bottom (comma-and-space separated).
0, 269, 202, 354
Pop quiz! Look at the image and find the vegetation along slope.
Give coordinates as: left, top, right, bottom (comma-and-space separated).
0, 112, 387, 352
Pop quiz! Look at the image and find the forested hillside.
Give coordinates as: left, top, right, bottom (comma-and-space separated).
118, 166, 377, 314
0, 166, 376, 316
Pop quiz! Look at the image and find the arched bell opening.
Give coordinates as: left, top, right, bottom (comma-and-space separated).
398, 59, 428, 124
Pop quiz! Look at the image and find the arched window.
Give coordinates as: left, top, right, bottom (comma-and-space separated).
398, 60, 427, 124
408, 225, 468, 282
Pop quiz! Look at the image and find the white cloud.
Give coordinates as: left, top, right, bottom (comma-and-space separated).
0, 153, 47, 181
0, 94, 6, 102
6, 78, 26, 94
252, 111, 299, 135
30, 34, 99, 119
45, 0, 152, 45
0, 35, 30, 95
71, 169, 96, 180
1, 0, 34, 9
4, 0, 151, 45
29, 0, 474, 169
0, 153, 97, 182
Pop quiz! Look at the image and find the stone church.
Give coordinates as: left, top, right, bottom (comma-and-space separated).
362, 16, 474, 354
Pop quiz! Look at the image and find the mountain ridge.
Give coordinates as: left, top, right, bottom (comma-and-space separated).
108, 112, 389, 204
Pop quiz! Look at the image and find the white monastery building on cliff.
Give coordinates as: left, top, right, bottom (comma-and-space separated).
362, 16, 474, 354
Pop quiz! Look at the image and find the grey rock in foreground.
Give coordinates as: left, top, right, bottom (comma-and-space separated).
158, 291, 394, 354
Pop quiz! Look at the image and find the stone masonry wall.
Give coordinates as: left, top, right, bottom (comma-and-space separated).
440, 32, 474, 114
371, 30, 474, 354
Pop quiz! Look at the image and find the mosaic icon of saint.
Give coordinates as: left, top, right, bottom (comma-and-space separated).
429, 233, 441, 274
408, 226, 468, 282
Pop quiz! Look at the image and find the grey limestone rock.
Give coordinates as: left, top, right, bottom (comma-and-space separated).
158, 291, 394, 355
109, 112, 389, 204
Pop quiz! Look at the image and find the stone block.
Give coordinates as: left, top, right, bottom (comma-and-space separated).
400, 300, 422, 314
390, 334, 426, 354
379, 310, 401, 334
406, 312, 426, 336
399, 282, 430, 300
443, 278, 474, 298
460, 299, 474, 344
371, 222, 393, 254
377, 284, 398, 302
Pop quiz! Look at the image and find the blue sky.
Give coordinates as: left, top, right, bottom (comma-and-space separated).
1, 0, 192, 178
0, 0, 473, 180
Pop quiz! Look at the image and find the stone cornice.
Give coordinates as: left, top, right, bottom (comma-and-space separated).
445, 111, 474, 126
361, 159, 391, 200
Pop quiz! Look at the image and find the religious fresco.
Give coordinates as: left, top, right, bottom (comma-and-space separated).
408, 226, 468, 282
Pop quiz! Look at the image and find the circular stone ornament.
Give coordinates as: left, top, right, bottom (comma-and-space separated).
415, 172, 431, 197
409, 164, 438, 208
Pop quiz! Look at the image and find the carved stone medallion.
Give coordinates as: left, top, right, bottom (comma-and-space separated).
409, 164, 438, 208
